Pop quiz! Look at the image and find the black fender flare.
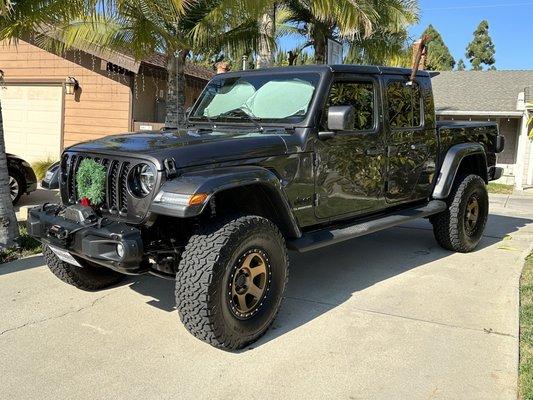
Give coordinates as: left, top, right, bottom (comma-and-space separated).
432, 143, 488, 199
149, 166, 301, 238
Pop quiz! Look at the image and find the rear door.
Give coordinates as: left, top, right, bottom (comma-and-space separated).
314, 75, 387, 220
384, 77, 434, 203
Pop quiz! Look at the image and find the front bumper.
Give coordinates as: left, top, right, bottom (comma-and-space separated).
27, 205, 146, 275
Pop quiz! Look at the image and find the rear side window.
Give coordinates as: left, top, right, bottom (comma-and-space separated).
326, 81, 375, 131
387, 81, 422, 128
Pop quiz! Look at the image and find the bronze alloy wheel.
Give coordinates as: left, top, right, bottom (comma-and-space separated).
228, 248, 271, 320
464, 194, 480, 236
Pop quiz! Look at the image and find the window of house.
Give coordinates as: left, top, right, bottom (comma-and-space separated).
325, 81, 376, 131
387, 81, 422, 128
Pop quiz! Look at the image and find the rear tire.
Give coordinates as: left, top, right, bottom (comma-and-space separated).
175, 215, 289, 350
430, 174, 488, 253
43, 245, 125, 291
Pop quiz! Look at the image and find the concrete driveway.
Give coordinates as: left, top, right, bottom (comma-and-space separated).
1, 195, 532, 400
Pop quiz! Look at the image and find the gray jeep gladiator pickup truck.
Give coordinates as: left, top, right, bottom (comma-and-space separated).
28, 65, 504, 350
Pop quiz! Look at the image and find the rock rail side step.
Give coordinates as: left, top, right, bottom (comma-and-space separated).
288, 200, 447, 252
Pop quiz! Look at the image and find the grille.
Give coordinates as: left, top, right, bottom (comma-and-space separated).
63, 154, 131, 215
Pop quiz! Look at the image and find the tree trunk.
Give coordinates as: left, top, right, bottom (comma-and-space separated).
311, 23, 329, 64
0, 102, 19, 250
256, 5, 276, 69
288, 50, 298, 66
313, 34, 327, 64
165, 50, 189, 129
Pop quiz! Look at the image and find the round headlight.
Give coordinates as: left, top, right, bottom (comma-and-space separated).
139, 164, 155, 194
129, 163, 155, 197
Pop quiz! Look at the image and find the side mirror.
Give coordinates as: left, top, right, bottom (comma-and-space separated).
496, 134, 505, 153
327, 105, 355, 131
318, 106, 355, 140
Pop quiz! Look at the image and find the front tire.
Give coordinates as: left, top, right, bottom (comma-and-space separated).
43, 245, 126, 291
175, 215, 289, 350
430, 174, 489, 253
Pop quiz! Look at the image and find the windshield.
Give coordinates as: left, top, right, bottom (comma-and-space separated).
190, 73, 320, 124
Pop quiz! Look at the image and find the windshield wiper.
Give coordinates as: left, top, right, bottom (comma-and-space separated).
215, 108, 264, 132
201, 112, 217, 131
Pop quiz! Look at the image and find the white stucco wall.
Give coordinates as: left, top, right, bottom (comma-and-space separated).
514, 111, 530, 189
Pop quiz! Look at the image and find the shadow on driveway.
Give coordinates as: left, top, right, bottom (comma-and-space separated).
125, 212, 532, 348
0, 254, 45, 276
1, 212, 530, 347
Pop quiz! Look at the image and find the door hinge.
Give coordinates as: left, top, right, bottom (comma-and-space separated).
312, 153, 319, 169
313, 193, 319, 207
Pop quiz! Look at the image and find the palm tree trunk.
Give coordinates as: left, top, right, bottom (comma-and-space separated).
0, 102, 19, 249
165, 50, 188, 129
313, 33, 327, 64
311, 23, 331, 64
256, 5, 276, 69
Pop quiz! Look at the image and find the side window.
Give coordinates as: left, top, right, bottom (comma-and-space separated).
387, 81, 422, 128
326, 81, 375, 131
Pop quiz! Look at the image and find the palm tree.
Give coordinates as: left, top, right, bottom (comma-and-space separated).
256, 0, 418, 67
345, 25, 413, 67
0, 71, 18, 249
0, 0, 90, 250
54, 0, 265, 128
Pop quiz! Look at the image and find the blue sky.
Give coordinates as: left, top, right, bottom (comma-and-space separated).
410, 0, 533, 70
279, 0, 533, 70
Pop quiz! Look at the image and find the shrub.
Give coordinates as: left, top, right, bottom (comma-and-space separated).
32, 158, 57, 181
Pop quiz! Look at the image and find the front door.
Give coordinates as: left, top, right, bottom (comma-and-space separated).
315, 76, 386, 220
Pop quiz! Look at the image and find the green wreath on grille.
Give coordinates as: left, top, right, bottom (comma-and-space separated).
76, 159, 106, 205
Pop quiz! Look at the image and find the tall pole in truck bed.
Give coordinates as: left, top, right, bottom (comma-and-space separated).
409, 35, 431, 84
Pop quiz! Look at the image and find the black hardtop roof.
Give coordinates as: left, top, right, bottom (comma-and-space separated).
218, 64, 431, 79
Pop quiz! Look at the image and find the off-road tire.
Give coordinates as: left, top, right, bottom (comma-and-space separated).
43, 245, 125, 291
430, 174, 489, 253
175, 215, 289, 350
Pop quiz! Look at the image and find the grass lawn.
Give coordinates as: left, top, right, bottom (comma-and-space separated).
487, 182, 514, 195
0, 223, 42, 264
520, 251, 533, 399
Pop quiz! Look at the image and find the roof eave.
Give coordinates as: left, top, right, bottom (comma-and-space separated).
436, 110, 524, 117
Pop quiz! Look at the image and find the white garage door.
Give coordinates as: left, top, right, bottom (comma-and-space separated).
0, 84, 63, 164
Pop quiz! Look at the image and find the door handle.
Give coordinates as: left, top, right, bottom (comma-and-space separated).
410, 143, 427, 151
318, 131, 336, 140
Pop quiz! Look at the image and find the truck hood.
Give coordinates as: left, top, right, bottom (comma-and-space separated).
66, 128, 292, 170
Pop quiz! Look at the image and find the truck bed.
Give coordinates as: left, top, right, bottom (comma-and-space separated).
436, 120, 499, 170
437, 120, 498, 129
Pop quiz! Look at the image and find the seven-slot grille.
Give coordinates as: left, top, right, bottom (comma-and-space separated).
63, 153, 131, 215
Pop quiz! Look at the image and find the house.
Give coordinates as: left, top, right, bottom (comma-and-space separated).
0, 36, 213, 164
431, 70, 533, 190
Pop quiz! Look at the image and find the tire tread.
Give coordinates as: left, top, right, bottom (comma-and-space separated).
431, 174, 488, 253
175, 215, 288, 350
43, 245, 125, 291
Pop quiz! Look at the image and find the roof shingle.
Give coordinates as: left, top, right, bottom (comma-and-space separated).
431, 70, 533, 113
141, 53, 214, 80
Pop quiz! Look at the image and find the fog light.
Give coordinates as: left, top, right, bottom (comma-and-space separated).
116, 243, 125, 259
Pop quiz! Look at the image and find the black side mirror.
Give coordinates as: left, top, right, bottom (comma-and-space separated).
318, 105, 355, 140
496, 134, 505, 153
